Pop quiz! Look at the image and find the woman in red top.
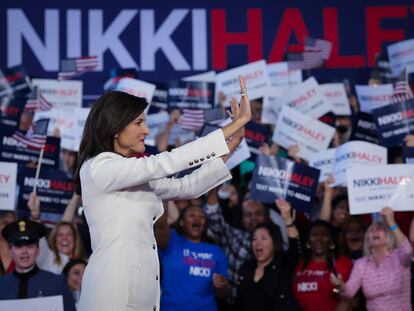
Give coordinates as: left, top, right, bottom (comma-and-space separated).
292, 220, 353, 311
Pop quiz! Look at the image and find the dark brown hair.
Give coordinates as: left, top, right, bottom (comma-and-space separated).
73, 91, 148, 194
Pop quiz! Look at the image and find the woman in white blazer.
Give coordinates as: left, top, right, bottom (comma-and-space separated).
74, 78, 251, 311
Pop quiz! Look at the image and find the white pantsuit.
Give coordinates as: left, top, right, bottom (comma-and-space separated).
78, 129, 232, 311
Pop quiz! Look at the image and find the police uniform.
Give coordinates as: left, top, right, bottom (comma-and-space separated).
0, 219, 76, 311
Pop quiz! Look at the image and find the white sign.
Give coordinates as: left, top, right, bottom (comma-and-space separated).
215, 60, 271, 104
71, 108, 90, 152
115, 77, 156, 103
355, 84, 394, 113
272, 77, 330, 119
182, 71, 216, 83
261, 86, 290, 124
31, 79, 83, 110
0, 295, 63, 311
0, 162, 17, 211
309, 148, 336, 182
387, 39, 414, 77
272, 105, 335, 161
332, 141, 388, 186
266, 62, 302, 88
347, 164, 414, 215
320, 83, 351, 116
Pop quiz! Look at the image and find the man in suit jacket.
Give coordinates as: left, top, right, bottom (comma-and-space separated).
0, 219, 75, 311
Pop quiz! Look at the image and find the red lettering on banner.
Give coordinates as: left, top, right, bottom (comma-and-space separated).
211, 9, 263, 70
365, 6, 407, 67
0, 106, 20, 115
50, 180, 73, 191
268, 8, 309, 63
0, 175, 11, 184
5, 72, 23, 83
245, 129, 265, 142
323, 8, 365, 68
186, 88, 212, 97
43, 144, 57, 153
289, 89, 317, 107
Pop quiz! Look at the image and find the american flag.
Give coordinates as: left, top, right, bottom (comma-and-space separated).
24, 90, 53, 111
287, 52, 324, 70
304, 37, 333, 60
179, 109, 205, 131
58, 56, 100, 80
390, 80, 414, 104
12, 119, 50, 149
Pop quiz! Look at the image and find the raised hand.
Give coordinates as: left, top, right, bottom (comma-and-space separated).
27, 192, 41, 221
237, 76, 251, 125
380, 207, 395, 227
275, 199, 293, 223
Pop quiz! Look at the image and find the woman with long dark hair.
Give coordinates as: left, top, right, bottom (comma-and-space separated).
292, 220, 353, 311
74, 78, 251, 311
234, 199, 301, 311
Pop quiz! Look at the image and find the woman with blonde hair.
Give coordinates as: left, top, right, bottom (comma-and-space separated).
331, 207, 413, 311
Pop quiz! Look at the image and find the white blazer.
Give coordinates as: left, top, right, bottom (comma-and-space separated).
78, 129, 232, 311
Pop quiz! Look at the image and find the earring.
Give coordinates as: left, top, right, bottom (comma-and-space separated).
306, 242, 311, 249
329, 244, 335, 250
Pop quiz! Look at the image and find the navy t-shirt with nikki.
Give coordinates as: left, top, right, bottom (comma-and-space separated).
159, 229, 228, 311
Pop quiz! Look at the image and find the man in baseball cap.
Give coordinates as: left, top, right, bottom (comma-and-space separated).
0, 219, 75, 311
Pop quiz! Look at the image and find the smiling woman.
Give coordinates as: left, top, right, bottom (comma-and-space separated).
74, 77, 251, 311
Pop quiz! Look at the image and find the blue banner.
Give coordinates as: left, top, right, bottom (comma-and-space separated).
0, 97, 26, 128
1, 1, 413, 95
250, 155, 320, 213
17, 166, 73, 219
350, 111, 379, 144
372, 99, 414, 147
244, 121, 272, 161
167, 81, 215, 109
0, 125, 60, 168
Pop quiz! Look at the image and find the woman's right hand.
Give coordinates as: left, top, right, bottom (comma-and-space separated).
221, 76, 251, 140
27, 192, 41, 221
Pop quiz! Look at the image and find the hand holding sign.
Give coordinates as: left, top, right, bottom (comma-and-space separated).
27, 192, 41, 221
275, 199, 293, 223
380, 207, 396, 228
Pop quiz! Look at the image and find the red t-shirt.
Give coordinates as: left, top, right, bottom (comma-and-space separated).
292, 256, 353, 311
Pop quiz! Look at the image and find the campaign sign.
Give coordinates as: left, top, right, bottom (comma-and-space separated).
250, 155, 320, 213
372, 99, 414, 147
115, 77, 156, 104
261, 86, 290, 124
167, 80, 215, 109
332, 141, 387, 186
244, 121, 272, 158
0, 161, 17, 211
350, 112, 379, 144
182, 70, 216, 83
272, 105, 335, 161
151, 83, 168, 110
2, 65, 31, 97
320, 83, 351, 116
278, 77, 331, 119
17, 166, 73, 217
355, 84, 393, 113
31, 79, 83, 110
0, 295, 63, 311
62, 107, 90, 152
0, 96, 26, 128
0, 71, 13, 99
309, 148, 336, 182
145, 111, 170, 145
403, 147, 414, 164
266, 62, 302, 88
387, 39, 414, 77
347, 164, 414, 215
204, 107, 226, 124
215, 60, 270, 105
0, 125, 60, 168
318, 112, 336, 127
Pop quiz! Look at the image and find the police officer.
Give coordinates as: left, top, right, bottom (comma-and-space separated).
0, 219, 75, 311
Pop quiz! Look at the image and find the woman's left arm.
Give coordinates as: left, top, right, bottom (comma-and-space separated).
149, 158, 231, 200
381, 207, 413, 266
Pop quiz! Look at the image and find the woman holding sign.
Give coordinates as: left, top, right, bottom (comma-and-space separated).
331, 207, 413, 311
73, 77, 251, 311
